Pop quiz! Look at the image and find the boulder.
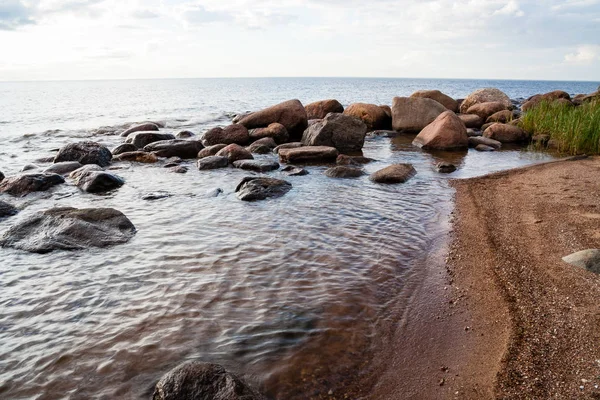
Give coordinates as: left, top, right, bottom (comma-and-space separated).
391, 97, 447, 132
21, 164, 39, 172
324, 166, 364, 178
279, 146, 339, 164
0, 200, 18, 219
216, 144, 254, 164
379, 105, 392, 119
176, 130, 195, 138
562, 249, 600, 274
522, 91, 572, 111
466, 102, 509, 120
412, 111, 468, 150
532, 134, 550, 146
273, 142, 303, 154
305, 99, 344, 119
233, 160, 280, 172
281, 165, 308, 176
0, 173, 64, 197
458, 114, 484, 129
486, 110, 515, 124
232, 112, 252, 124
483, 123, 529, 143
336, 154, 373, 166
120, 122, 159, 137
43, 161, 83, 175
197, 156, 229, 170
76, 171, 125, 193
170, 166, 188, 173
69, 164, 103, 180
112, 143, 138, 155
54, 141, 112, 167
202, 125, 250, 146
235, 177, 292, 201
410, 90, 459, 112
466, 128, 482, 137
468, 136, 502, 150
142, 191, 172, 201
248, 123, 289, 144
0, 171, 4, 183
113, 151, 158, 163
237, 99, 308, 140
302, 113, 367, 152
436, 162, 456, 173
144, 140, 204, 159
247, 137, 277, 154
370, 164, 416, 184
152, 362, 265, 400
343, 103, 391, 131
126, 132, 176, 149
0, 207, 136, 254
163, 157, 183, 168
197, 144, 227, 159
475, 144, 495, 152
460, 88, 512, 113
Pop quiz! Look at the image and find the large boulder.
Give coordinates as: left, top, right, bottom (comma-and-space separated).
410, 90, 459, 112
370, 164, 416, 184
458, 114, 484, 129
76, 171, 125, 193
235, 177, 292, 201
391, 97, 447, 132
237, 99, 308, 141
0, 173, 64, 197
144, 140, 204, 159
486, 110, 516, 124
522, 90, 572, 111
247, 137, 277, 154
112, 151, 158, 163
202, 125, 250, 146
412, 111, 468, 150
302, 113, 367, 152
233, 160, 280, 172
483, 123, 529, 143
0, 201, 18, 219
54, 141, 112, 167
460, 88, 512, 113
69, 164, 103, 180
343, 103, 391, 131
248, 123, 289, 144
0, 207, 136, 254
273, 142, 303, 155
126, 132, 176, 149
197, 156, 229, 170
43, 161, 83, 175
279, 146, 339, 164
466, 102, 509, 120
305, 99, 344, 120
216, 144, 254, 164
112, 143, 138, 155
120, 122, 159, 137
152, 361, 265, 400
197, 144, 227, 159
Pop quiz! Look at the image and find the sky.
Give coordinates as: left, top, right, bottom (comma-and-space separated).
0, 0, 599, 81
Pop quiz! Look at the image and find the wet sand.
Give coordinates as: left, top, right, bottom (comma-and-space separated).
373, 156, 600, 399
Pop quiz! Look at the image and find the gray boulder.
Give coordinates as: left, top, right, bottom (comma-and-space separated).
197, 156, 229, 170
54, 141, 112, 167
302, 113, 367, 152
391, 97, 447, 132
370, 164, 416, 184
112, 143, 138, 155
281, 165, 308, 176
144, 139, 204, 159
120, 122, 159, 137
126, 132, 176, 149
43, 161, 83, 175
562, 249, 600, 274
0, 201, 18, 219
233, 160, 280, 172
279, 146, 339, 164
324, 166, 365, 178
0, 173, 65, 197
235, 177, 292, 201
69, 164, 103, 180
76, 171, 125, 193
198, 144, 228, 159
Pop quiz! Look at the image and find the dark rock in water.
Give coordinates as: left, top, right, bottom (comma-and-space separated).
216, 144, 253, 164
0, 207, 136, 253
302, 113, 367, 152
0, 201, 18, 219
468, 136, 502, 150
69, 164, 103, 180
126, 132, 176, 149
436, 162, 457, 173
152, 361, 265, 400
246, 143, 271, 154
163, 157, 183, 168
281, 165, 308, 176
336, 154, 360, 166
273, 142, 303, 154
562, 249, 600, 274
112, 143, 138, 155
233, 160, 280, 172
324, 166, 364, 178
368, 130, 397, 137
370, 164, 416, 184
0, 173, 65, 197
144, 139, 204, 159
202, 125, 250, 146
249, 137, 277, 150
113, 151, 158, 163
21, 164, 39, 172
176, 130, 195, 138
279, 146, 338, 164
120, 122, 160, 137
0, 171, 4, 183
198, 144, 228, 159
54, 141, 112, 167
43, 161, 83, 175
236, 177, 292, 201
343, 102, 391, 131
197, 156, 229, 170
142, 191, 172, 201
205, 188, 223, 197
170, 166, 188, 174
76, 171, 125, 193
237, 99, 308, 141
248, 123, 289, 144
475, 144, 495, 152
305, 99, 344, 120
34, 156, 55, 163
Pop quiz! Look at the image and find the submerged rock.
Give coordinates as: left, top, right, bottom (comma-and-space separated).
233, 160, 280, 172
43, 161, 83, 175
562, 249, 600, 274
237, 99, 308, 141
391, 97, 447, 132
54, 141, 112, 167
412, 111, 468, 150
126, 132, 176, 149
468, 136, 502, 150
142, 191, 172, 201
281, 165, 308, 176
436, 162, 457, 173
0, 201, 18, 219
370, 164, 416, 184
0, 171, 4, 183
302, 113, 367, 152
170, 166, 188, 174
305, 99, 344, 120
76, 171, 125, 193
279, 146, 339, 164
324, 166, 364, 178
112, 151, 158, 163
0, 207, 136, 253
235, 177, 292, 201
475, 144, 496, 152
0, 173, 65, 197
197, 156, 229, 170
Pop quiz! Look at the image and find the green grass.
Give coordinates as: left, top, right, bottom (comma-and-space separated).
520, 99, 600, 155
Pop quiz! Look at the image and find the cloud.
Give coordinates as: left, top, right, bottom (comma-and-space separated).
0, 0, 36, 30
564, 44, 600, 64
183, 5, 232, 25
493, 0, 525, 16
131, 9, 159, 19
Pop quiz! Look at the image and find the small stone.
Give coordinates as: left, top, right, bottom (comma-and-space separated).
436, 162, 456, 173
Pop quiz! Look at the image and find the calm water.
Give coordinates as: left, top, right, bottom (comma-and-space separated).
0, 78, 595, 399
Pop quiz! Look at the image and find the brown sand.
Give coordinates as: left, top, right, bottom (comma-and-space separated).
372, 156, 600, 399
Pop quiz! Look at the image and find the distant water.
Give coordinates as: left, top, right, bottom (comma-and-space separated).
0, 78, 595, 399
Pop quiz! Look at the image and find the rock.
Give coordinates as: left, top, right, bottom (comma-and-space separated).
176, 130, 195, 138
412, 111, 468, 150
126, 132, 176, 149
273, 142, 303, 154
237, 99, 308, 141
368, 130, 398, 138
391, 97, 447, 132
279, 146, 339, 164
163, 157, 183, 168
410, 90, 459, 112
532, 134, 550, 146
170, 166, 188, 173
468, 136, 502, 150
232, 112, 252, 124
0, 173, 65, 197
120, 122, 159, 137
197, 144, 228, 159
235, 177, 292, 201
247, 137, 277, 154
458, 114, 484, 129
216, 144, 254, 164
0, 201, 18, 219
483, 123, 529, 143
281, 165, 308, 176
370, 164, 416, 184
343, 103, 391, 131
307, 119, 321, 127
34, 156, 55, 163
69, 164, 103, 180
142, 191, 172, 201
21, 164, 39, 172
475, 144, 496, 152
152, 361, 265, 400
197, 156, 229, 170
112, 143, 138, 155
0, 171, 4, 183
248, 123, 289, 144
324, 166, 364, 178
144, 140, 204, 159
581, 91, 600, 103
54, 141, 112, 167
436, 162, 456, 173
486, 110, 515, 124
522, 91, 573, 111
43, 161, 83, 175
233, 160, 280, 172
460, 88, 512, 113
301, 113, 367, 152
205, 188, 223, 197
202, 125, 250, 146
113, 151, 158, 163
480, 122, 494, 132
0, 207, 136, 254
562, 249, 600, 274
305, 99, 344, 119
466, 128, 482, 137
336, 154, 373, 165
466, 102, 509, 120
76, 171, 125, 193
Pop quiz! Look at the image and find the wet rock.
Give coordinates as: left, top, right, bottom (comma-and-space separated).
235, 177, 292, 201
562, 249, 600, 274
468, 136, 502, 150
237, 99, 308, 141
163, 157, 183, 168
458, 114, 484, 129
170, 166, 188, 173
0, 201, 18, 219
466, 128, 482, 137
142, 191, 172, 201
54, 141, 112, 167
113, 151, 159, 163
216, 144, 254, 164
0, 207, 136, 254
460, 88, 512, 113
410, 90, 459, 112
205, 188, 223, 197
370, 164, 416, 184
197, 144, 228, 159
197, 156, 229, 170
43, 161, 83, 175
281, 165, 308, 176
69, 164, 103, 180
152, 361, 265, 400
34, 156, 56, 163
336, 154, 373, 166
144, 140, 204, 159
324, 166, 364, 178
120, 122, 159, 137
112, 143, 138, 155
475, 144, 496, 152
413, 111, 468, 150
343, 103, 391, 131
126, 132, 176, 149
436, 162, 457, 173
202, 125, 250, 146
486, 110, 516, 124
302, 113, 367, 152
76, 171, 125, 193
305, 99, 344, 120
232, 111, 252, 124
248, 123, 289, 144
391, 97, 447, 132
368, 130, 398, 138
247, 137, 277, 154
466, 102, 509, 120
176, 130, 195, 138
273, 142, 303, 154
21, 164, 39, 172
0, 171, 4, 183
0, 173, 65, 197
279, 146, 339, 164
233, 160, 280, 172
483, 123, 529, 143
532, 134, 550, 146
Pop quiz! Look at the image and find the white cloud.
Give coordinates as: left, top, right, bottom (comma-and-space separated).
494, 0, 525, 16
564, 44, 600, 64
